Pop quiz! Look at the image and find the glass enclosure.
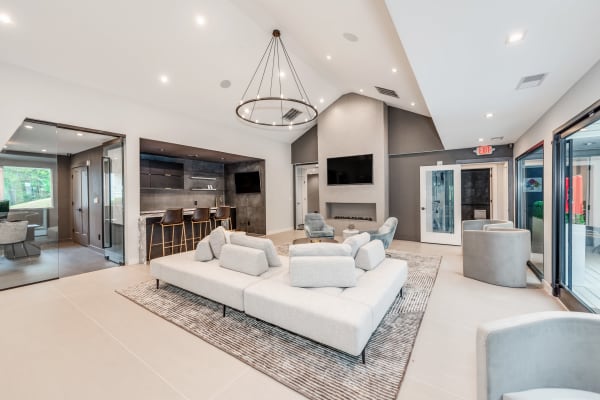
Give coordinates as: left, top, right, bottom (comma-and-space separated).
103, 140, 125, 264
0, 121, 59, 290
426, 170, 455, 234
557, 118, 600, 312
516, 144, 544, 277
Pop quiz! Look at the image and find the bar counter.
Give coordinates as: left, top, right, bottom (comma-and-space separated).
138, 207, 236, 262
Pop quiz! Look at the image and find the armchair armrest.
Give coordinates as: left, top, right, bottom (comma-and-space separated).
477, 311, 600, 400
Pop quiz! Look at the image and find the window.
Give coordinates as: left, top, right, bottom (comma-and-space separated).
0, 166, 53, 209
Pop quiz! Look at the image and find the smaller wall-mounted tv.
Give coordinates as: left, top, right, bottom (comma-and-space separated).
235, 171, 261, 193
327, 154, 373, 185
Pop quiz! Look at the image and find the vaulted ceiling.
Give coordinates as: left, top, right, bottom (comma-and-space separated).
0, 0, 598, 149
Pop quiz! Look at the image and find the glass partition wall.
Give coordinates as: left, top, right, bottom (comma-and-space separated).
0, 121, 59, 289
516, 144, 544, 278
554, 102, 600, 313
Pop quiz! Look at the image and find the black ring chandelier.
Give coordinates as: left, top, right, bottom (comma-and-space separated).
236, 29, 318, 129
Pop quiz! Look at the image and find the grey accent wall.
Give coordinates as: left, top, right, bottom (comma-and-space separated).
140, 154, 225, 211
71, 145, 104, 249
291, 125, 318, 164
306, 173, 319, 213
225, 160, 266, 235
388, 107, 443, 154
389, 145, 514, 242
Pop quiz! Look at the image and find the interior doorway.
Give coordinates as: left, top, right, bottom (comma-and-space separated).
461, 161, 509, 221
294, 163, 319, 229
72, 166, 89, 246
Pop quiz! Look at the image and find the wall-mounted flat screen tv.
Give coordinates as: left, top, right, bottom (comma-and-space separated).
235, 171, 261, 193
327, 154, 373, 185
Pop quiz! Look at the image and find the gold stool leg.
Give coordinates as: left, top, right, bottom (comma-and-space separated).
191, 221, 196, 249
181, 223, 187, 252
161, 225, 166, 257
148, 223, 155, 261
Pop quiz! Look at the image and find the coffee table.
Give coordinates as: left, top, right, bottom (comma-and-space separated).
292, 237, 338, 244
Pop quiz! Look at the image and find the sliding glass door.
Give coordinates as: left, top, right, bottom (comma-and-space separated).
554, 101, 600, 313
516, 143, 544, 278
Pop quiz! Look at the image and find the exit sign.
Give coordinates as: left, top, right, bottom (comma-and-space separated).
474, 145, 495, 156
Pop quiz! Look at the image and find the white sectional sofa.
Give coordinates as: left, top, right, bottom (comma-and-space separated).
149, 228, 408, 362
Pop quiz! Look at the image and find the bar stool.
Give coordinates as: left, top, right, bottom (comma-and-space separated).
190, 207, 211, 248
212, 206, 233, 230
148, 208, 187, 261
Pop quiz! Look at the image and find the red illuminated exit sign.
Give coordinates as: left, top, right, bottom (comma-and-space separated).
474, 145, 495, 156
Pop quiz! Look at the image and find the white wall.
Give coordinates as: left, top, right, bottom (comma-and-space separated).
317, 93, 388, 227
0, 62, 294, 264
514, 59, 600, 282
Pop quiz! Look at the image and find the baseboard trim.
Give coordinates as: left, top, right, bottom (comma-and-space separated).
266, 227, 294, 236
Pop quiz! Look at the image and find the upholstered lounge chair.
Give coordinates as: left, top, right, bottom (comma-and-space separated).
477, 312, 600, 400
304, 213, 334, 239
463, 227, 530, 287
364, 217, 398, 249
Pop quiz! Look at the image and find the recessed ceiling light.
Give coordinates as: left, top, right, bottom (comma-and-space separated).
195, 15, 206, 26
255, 119, 259, 123
506, 30, 526, 45
24, 124, 33, 129
41, 149, 47, 152
288, 125, 293, 130
244, 108, 250, 114
359, 89, 363, 93
279, 71, 286, 78
410, 101, 416, 107
342, 32, 359, 42
159, 75, 169, 84
478, 138, 484, 142
581, 128, 588, 131
76, 132, 83, 136
485, 112, 494, 119
392, 68, 397, 73
326, 55, 332, 61
319, 98, 324, 103
0, 13, 12, 24
272, 122, 276, 126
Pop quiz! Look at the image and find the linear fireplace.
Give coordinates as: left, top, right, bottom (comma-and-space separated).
326, 202, 378, 232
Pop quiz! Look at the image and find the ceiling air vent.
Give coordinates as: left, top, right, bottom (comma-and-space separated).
283, 108, 302, 121
516, 73, 547, 90
374, 86, 399, 98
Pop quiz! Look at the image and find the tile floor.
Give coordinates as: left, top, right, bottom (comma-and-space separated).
0, 231, 565, 400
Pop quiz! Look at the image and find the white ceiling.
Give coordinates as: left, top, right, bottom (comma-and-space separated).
385, 0, 600, 149
0, 0, 428, 144
6, 121, 115, 155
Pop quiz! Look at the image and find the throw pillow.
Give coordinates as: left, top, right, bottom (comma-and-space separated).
343, 232, 371, 257
219, 244, 269, 276
209, 226, 227, 258
194, 236, 213, 262
355, 239, 385, 270
229, 233, 282, 267
289, 243, 352, 257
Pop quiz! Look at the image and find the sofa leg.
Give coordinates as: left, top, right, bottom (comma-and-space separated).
156, 279, 159, 289
222, 304, 226, 317
361, 349, 366, 364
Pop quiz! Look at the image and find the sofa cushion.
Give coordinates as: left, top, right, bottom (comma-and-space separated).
194, 236, 213, 261
243, 270, 373, 356
219, 244, 269, 276
289, 243, 352, 257
230, 233, 282, 267
343, 232, 371, 257
340, 258, 408, 332
150, 250, 282, 311
209, 226, 227, 258
289, 256, 356, 288
503, 388, 600, 400
355, 239, 385, 270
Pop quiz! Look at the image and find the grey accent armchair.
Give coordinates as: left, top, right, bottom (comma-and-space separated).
463, 228, 530, 287
304, 213, 334, 239
0, 220, 29, 258
477, 312, 600, 400
364, 217, 398, 249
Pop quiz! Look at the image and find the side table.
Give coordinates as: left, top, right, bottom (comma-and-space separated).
342, 229, 360, 240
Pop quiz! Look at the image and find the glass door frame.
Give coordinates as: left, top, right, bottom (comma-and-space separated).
515, 140, 544, 280
552, 99, 600, 312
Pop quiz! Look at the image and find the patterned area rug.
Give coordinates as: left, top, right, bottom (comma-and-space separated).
117, 248, 442, 400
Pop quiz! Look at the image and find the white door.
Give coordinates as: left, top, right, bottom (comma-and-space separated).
420, 164, 462, 245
